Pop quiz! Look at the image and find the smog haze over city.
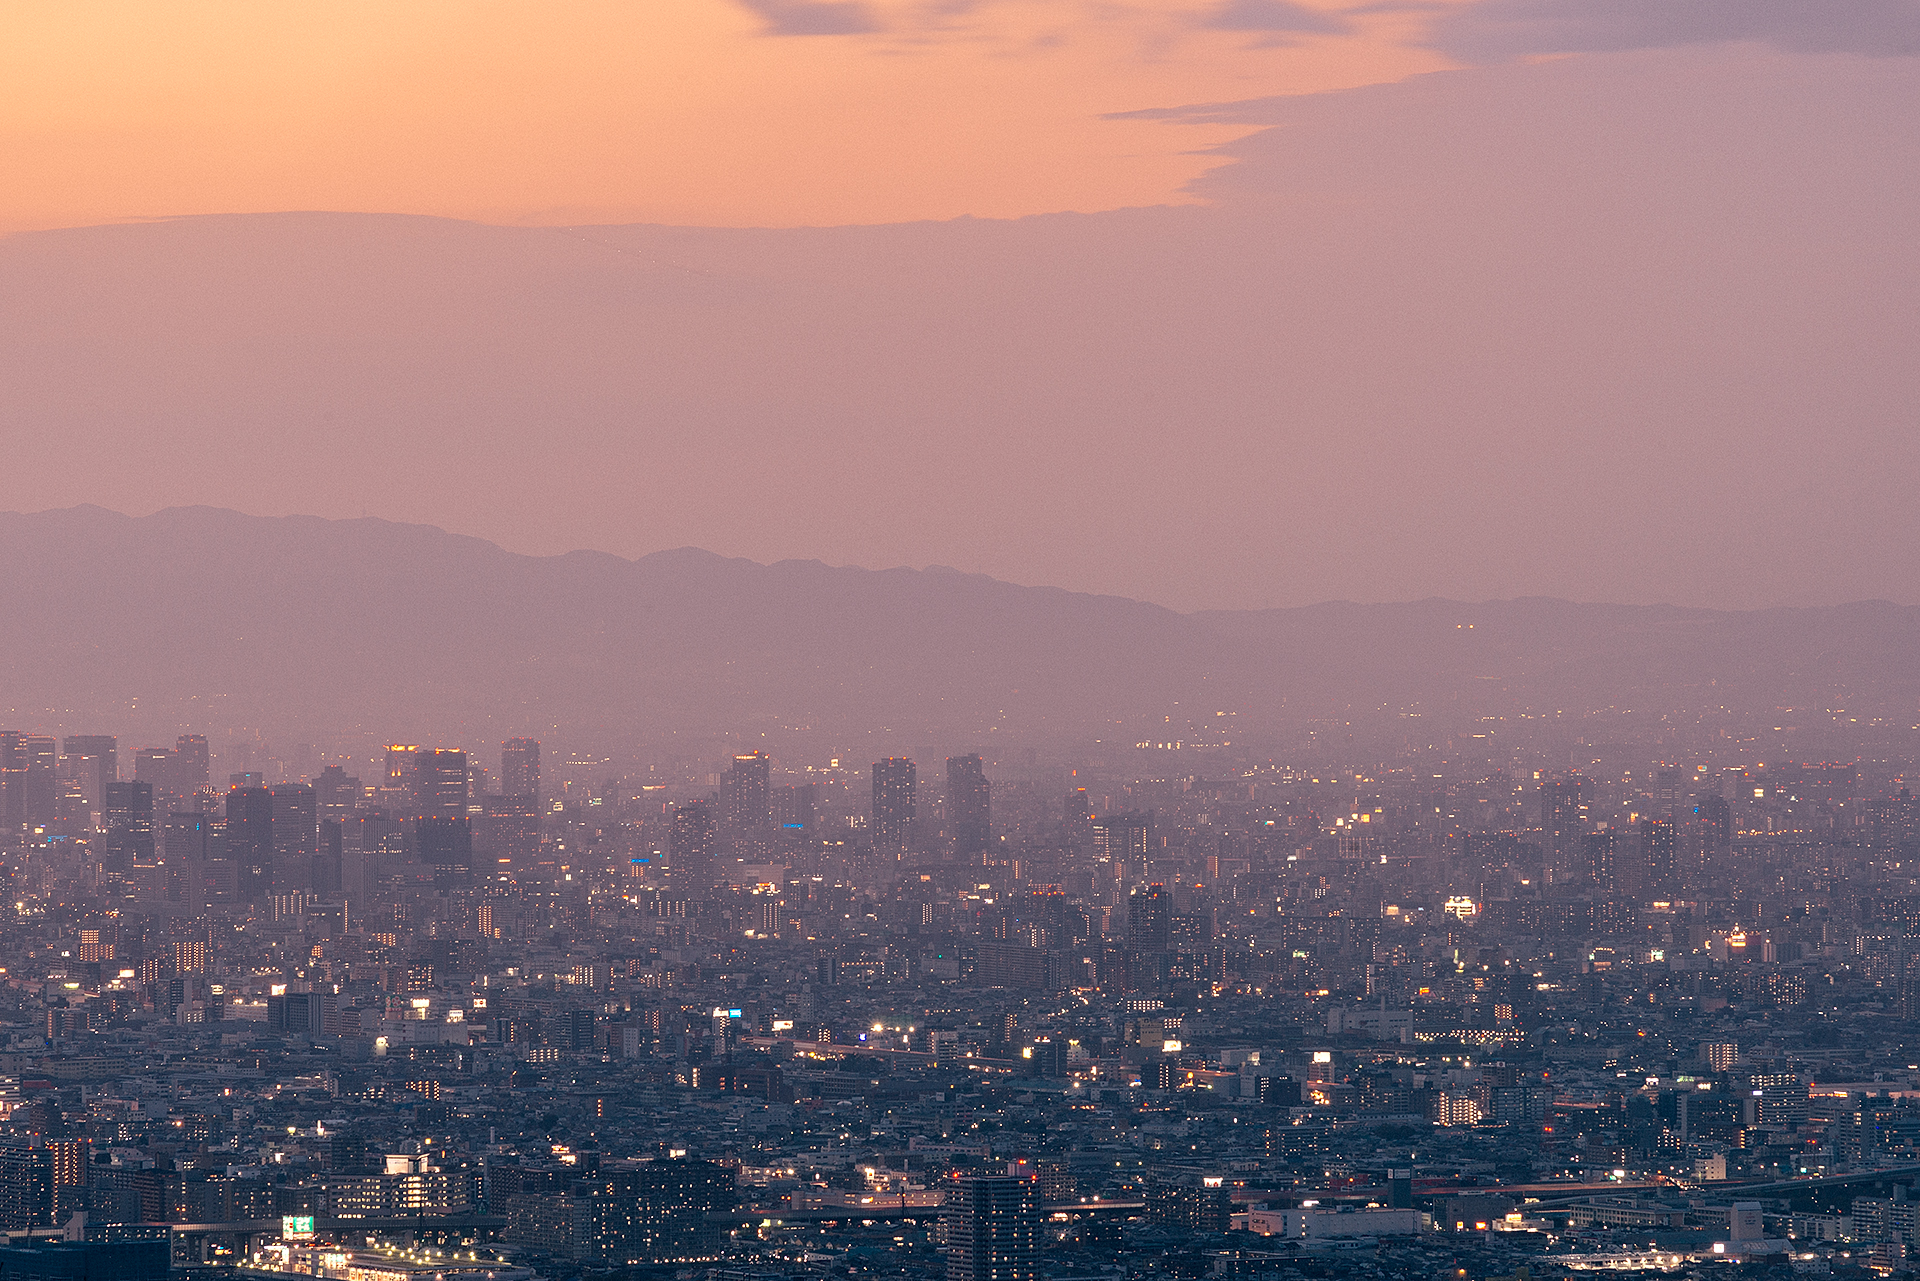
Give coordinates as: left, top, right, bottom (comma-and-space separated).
4, 4, 1920, 1281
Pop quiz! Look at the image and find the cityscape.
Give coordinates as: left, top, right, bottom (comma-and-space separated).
5, 1, 1916, 1279
0, 709, 1917, 1281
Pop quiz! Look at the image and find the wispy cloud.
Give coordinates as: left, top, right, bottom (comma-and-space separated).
737, 0, 883, 35
1200, 0, 1352, 33
1432, 0, 1920, 62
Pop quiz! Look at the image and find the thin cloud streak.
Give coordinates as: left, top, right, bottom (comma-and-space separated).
1431, 0, 1920, 61
737, 0, 884, 34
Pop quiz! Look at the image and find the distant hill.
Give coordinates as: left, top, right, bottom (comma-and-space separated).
0, 506, 1915, 758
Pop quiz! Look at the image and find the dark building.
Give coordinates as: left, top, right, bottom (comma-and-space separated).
415, 816, 474, 887
268, 990, 337, 1036
0, 1235, 168, 1281
1538, 774, 1587, 883
131, 747, 179, 818
226, 786, 275, 903
872, 758, 916, 848
947, 754, 991, 859
315, 764, 360, 828
670, 800, 715, 892
1146, 1181, 1231, 1233
102, 782, 154, 871
1, 733, 59, 832
1128, 883, 1171, 952
270, 782, 317, 892
721, 751, 771, 833
500, 738, 541, 808
1093, 811, 1152, 867
61, 735, 117, 816
416, 749, 469, 817
775, 783, 815, 832
1639, 817, 1676, 897
173, 734, 209, 796
1696, 792, 1732, 878
573, 1159, 738, 1263
314, 819, 343, 897
484, 794, 541, 874
943, 1175, 1040, 1281
1585, 828, 1617, 890
0, 1143, 61, 1230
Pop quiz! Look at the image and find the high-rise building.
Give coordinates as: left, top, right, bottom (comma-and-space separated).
174, 734, 210, 796
670, 801, 715, 893
0, 734, 58, 832
383, 745, 420, 809
1585, 828, 1617, 891
872, 758, 916, 848
1653, 766, 1686, 820
270, 783, 317, 892
572, 1159, 738, 1263
1064, 789, 1094, 847
102, 781, 155, 871
315, 819, 344, 897
316, 764, 360, 827
1538, 774, 1587, 882
484, 794, 541, 874
226, 786, 275, 903
415, 816, 473, 887
1128, 883, 1171, 953
61, 735, 117, 817
416, 749, 469, 817
947, 754, 991, 858
1639, 817, 1676, 897
775, 783, 815, 832
1697, 793, 1732, 877
721, 752, 771, 832
501, 738, 541, 807
132, 746, 179, 817
943, 1175, 1040, 1281
1093, 812, 1153, 865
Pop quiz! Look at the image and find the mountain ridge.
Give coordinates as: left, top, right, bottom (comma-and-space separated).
1, 506, 1915, 757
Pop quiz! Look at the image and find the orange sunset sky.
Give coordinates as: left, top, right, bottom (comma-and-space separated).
2, 0, 1461, 234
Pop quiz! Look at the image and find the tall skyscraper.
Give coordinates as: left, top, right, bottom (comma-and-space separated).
1538, 774, 1587, 882
501, 738, 540, 807
721, 752, 771, 832
270, 783, 317, 893
872, 758, 916, 848
61, 736, 117, 817
227, 785, 275, 903
1653, 766, 1686, 820
315, 764, 360, 827
1697, 793, 1732, 878
415, 749, 469, 817
174, 734, 210, 796
1128, 883, 1171, 953
383, 745, 419, 809
943, 1175, 1040, 1281
415, 816, 472, 888
775, 783, 815, 832
947, 754, 991, 858
670, 801, 715, 893
103, 781, 155, 870
132, 746, 179, 817
1, 734, 59, 832
1639, 817, 1676, 897
1585, 828, 1617, 891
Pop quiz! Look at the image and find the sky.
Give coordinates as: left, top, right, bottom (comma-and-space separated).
3, 0, 1452, 234
3, 1, 1919, 612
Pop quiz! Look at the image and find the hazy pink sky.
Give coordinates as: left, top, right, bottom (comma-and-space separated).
2, 0, 1452, 234
4, 2, 1919, 611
